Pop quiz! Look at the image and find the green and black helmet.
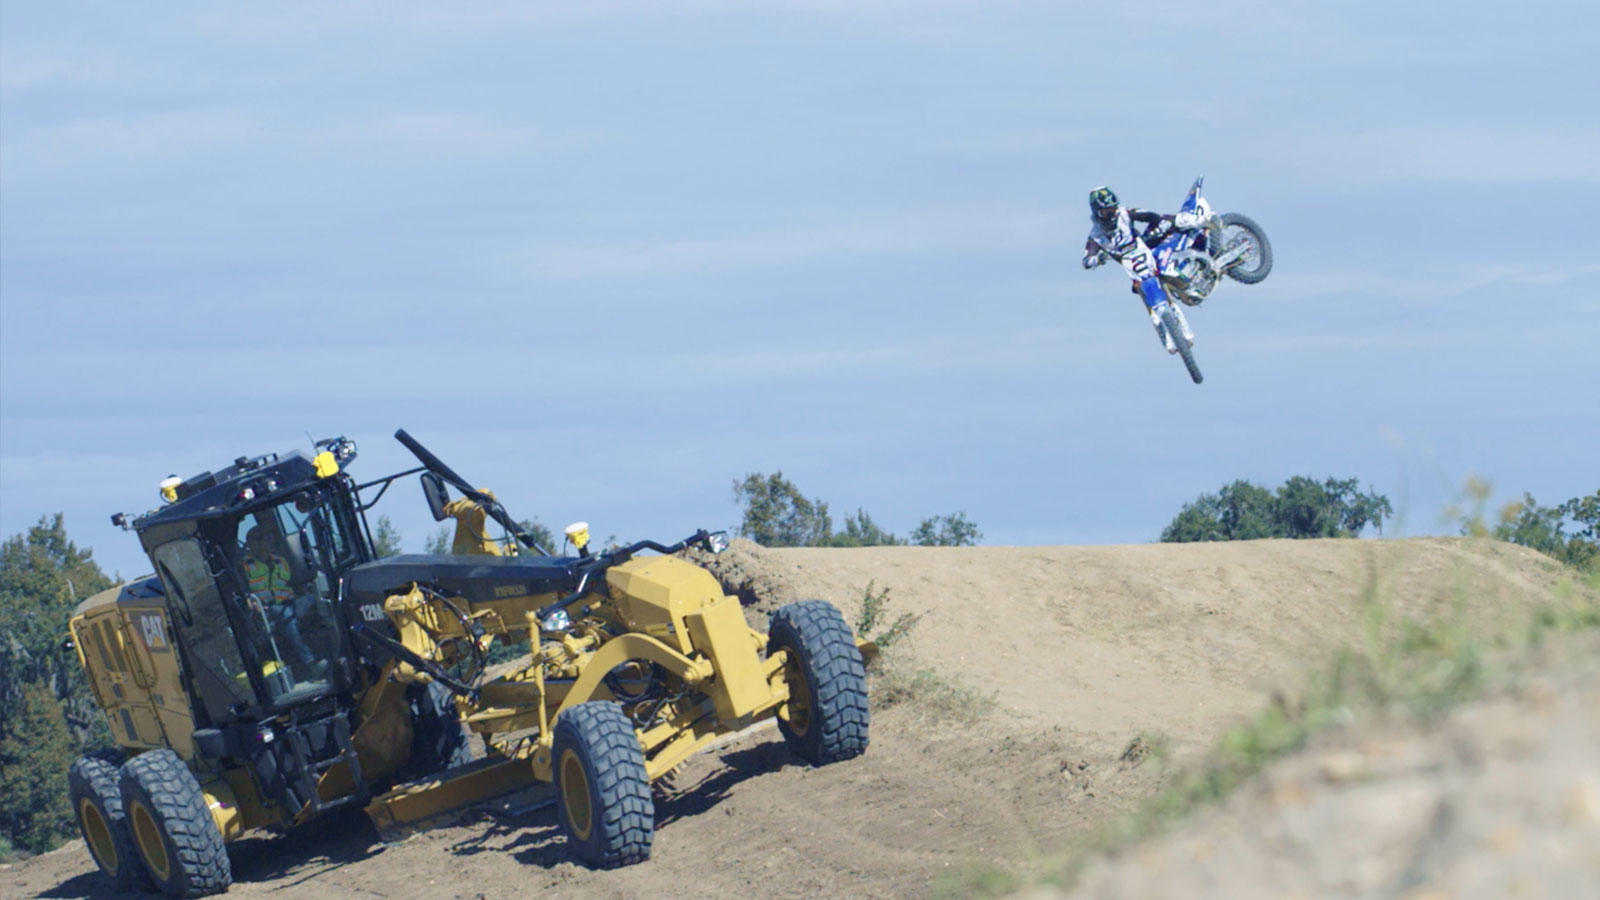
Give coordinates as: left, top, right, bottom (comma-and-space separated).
1089, 186, 1119, 226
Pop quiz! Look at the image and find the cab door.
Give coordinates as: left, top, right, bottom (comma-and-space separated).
120, 598, 196, 759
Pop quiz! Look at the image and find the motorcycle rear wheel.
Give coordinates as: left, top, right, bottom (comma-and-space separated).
1220, 213, 1272, 284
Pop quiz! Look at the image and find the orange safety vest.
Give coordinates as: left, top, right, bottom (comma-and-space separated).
244, 555, 294, 604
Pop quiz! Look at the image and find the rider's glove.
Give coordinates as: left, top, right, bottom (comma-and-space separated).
1083, 253, 1104, 269
1173, 210, 1205, 230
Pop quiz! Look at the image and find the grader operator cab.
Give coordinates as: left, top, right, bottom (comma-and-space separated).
66, 430, 870, 897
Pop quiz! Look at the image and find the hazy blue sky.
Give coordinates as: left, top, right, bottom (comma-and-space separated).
3, 1, 1596, 578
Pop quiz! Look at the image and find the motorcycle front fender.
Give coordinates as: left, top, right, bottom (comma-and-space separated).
1137, 276, 1168, 311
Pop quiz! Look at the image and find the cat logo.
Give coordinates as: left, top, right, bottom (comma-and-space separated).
137, 613, 170, 652
493, 584, 527, 599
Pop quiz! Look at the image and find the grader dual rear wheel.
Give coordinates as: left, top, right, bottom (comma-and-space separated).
118, 749, 231, 898
769, 600, 869, 765
552, 701, 654, 868
69, 750, 153, 892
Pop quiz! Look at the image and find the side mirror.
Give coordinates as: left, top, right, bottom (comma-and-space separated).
421, 472, 450, 522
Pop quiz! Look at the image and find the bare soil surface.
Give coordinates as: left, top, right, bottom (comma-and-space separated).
1048, 632, 1600, 900
4, 537, 1585, 900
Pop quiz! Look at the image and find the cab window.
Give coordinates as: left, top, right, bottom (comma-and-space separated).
151, 539, 253, 719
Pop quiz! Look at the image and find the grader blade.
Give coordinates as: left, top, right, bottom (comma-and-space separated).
364, 757, 543, 834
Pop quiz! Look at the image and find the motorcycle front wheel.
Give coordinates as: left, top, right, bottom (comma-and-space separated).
1160, 306, 1203, 384
1220, 212, 1273, 284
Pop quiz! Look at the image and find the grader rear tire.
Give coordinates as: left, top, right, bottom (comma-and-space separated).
69, 750, 153, 892
118, 749, 232, 898
769, 600, 870, 765
552, 701, 654, 868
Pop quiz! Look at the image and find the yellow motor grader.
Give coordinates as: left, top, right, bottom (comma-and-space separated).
65, 430, 869, 897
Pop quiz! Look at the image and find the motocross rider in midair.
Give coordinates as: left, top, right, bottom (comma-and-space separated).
1081, 186, 1205, 353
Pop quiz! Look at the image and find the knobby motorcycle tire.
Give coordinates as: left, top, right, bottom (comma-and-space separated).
1161, 306, 1204, 384
1220, 212, 1273, 284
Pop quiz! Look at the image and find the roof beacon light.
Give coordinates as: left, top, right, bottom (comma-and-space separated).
159, 475, 182, 504
565, 521, 591, 557
314, 451, 340, 479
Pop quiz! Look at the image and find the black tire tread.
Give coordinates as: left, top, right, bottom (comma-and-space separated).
770, 600, 870, 764
1220, 212, 1273, 284
69, 750, 153, 891
119, 749, 232, 898
553, 702, 654, 868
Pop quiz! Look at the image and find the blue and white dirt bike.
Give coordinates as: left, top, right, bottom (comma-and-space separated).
1135, 177, 1273, 384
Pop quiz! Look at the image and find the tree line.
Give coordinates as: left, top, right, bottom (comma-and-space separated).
1466, 488, 1599, 571
731, 472, 980, 548
1160, 476, 1393, 542
0, 516, 113, 858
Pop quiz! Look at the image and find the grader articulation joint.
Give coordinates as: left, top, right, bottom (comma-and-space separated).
66, 429, 870, 897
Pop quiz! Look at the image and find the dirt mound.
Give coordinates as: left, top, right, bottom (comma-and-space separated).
6, 538, 1581, 899
1051, 632, 1600, 899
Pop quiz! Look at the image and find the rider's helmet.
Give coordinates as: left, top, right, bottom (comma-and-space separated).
1089, 186, 1119, 228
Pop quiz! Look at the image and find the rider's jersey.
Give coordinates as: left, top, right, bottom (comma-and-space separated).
1082, 207, 1170, 270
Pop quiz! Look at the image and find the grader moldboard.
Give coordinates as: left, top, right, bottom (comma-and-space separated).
65, 430, 870, 897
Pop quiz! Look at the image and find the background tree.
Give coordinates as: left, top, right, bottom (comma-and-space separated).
371, 515, 404, 557
424, 526, 452, 554
733, 472, 980, 548
1273, 476, 1344, 539
1161, 476, 1391, 542
1325, 477, 1393, 536
1217, 480, 1277, 540
911, 512, 982, 547
0, 515, 117, 857
1161, 493, 1226, 542
1485, 489, 1599, 571
0, 685, 76, 854
0, 515, 113, 742
733, 472, 832, 547
822, 509, 905, 548
517, 518, 557, 553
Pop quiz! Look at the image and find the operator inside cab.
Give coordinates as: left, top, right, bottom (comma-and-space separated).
239, 521, 322, 681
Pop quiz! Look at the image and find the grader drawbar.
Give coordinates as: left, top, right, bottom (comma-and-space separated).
65, 430, 870, 897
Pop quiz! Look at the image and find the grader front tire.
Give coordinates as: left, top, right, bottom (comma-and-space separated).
552, 701, 654, 868
769, 600, 869, 765
69, 750, 153, 892
118, 749, 232, 898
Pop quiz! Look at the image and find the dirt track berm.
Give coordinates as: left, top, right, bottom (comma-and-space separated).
65, 429, 873, 896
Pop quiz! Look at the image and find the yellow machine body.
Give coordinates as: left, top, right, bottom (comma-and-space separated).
360, 547, 802, 827
70, 430, 864, 870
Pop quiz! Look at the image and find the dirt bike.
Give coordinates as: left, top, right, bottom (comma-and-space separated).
1112, 177, 1273, 384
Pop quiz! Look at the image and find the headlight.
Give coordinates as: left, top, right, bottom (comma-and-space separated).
541, 609, 571, 632
707, 532, 729, 554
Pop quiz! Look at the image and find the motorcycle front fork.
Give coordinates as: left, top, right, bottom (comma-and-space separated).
1135, 276, 1193, 353
1149, 304, 1194, 353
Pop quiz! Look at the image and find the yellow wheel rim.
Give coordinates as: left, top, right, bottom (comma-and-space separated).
782, 650, 813, 738
129, 800, 172, 883
78, 798, 118, 874
559, 749, 593, 841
